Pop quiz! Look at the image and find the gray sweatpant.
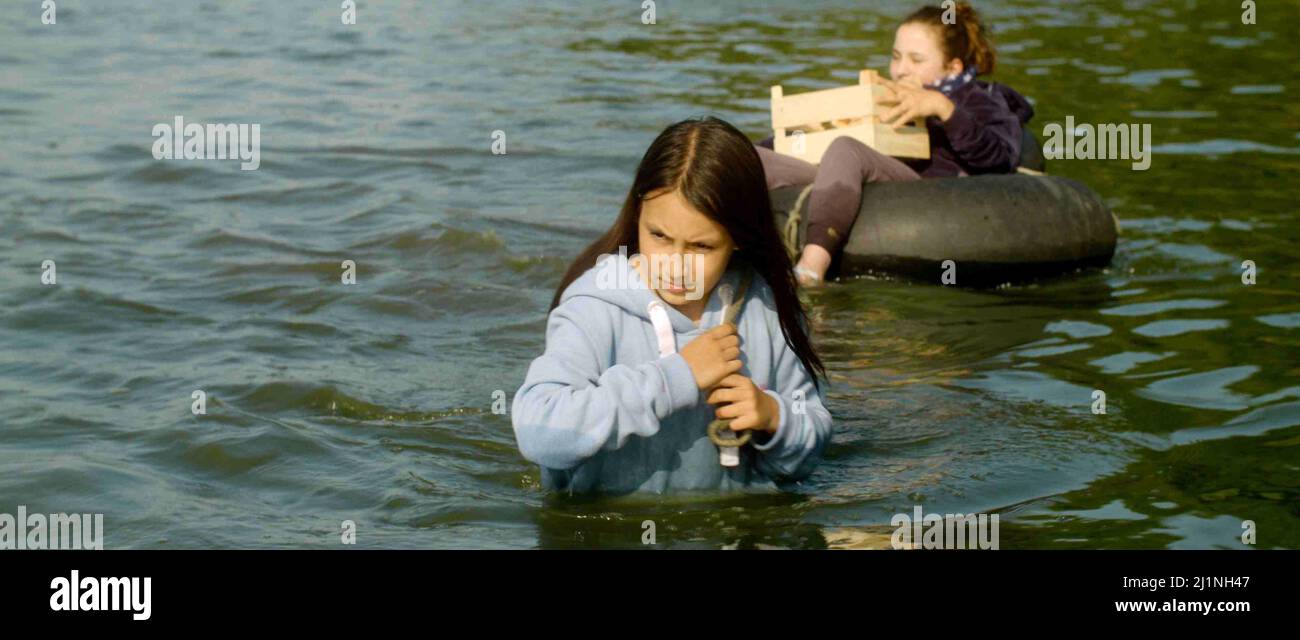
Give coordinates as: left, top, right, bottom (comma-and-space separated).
756, 135, 921, 253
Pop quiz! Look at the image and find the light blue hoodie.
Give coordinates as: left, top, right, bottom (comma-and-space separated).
512, 253, 833, 495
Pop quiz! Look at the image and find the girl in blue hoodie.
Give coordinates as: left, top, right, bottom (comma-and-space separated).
512, 117, 833, 495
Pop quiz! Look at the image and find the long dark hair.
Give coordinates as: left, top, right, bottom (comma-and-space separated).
904, 2, 996, 75
549, 116, 826, 390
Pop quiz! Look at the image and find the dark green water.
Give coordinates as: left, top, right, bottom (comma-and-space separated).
1, 0, 1296, 549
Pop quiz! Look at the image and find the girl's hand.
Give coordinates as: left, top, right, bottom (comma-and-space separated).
680, 323, 743, 391
706, 374, 779, 434
875, 78, 955, 126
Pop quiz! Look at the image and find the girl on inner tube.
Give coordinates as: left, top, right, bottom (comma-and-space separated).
756, 2, 1036, 286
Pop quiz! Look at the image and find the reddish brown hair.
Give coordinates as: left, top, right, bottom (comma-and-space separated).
903, 2, 996, 75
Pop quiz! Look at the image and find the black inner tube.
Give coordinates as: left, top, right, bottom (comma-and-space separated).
771, 173, 1117, 287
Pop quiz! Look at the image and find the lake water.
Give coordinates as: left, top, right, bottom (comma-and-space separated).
1, 0, 1297, 549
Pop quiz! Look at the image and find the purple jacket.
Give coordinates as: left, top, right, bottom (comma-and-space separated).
907, 80, 1034, 178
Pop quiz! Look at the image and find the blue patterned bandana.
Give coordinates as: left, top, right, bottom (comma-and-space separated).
926, 66, 977, 96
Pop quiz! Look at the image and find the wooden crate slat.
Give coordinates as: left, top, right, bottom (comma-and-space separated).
770, 70, 931, 163
771, 85, 877, 129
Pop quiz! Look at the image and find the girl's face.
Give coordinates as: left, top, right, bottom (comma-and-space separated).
635, 188, 736, 310
889, 22, 962, 87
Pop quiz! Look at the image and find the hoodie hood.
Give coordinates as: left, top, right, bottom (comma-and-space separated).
991, 82, 1035, 124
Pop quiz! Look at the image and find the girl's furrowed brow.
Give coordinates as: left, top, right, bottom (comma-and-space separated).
647, 223, 718, 245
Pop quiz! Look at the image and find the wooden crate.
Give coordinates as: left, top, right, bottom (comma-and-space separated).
771, 70, 930, 163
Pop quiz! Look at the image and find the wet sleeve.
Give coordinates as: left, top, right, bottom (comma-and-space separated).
751, 319, 833, 482
511, 302, 700, 471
